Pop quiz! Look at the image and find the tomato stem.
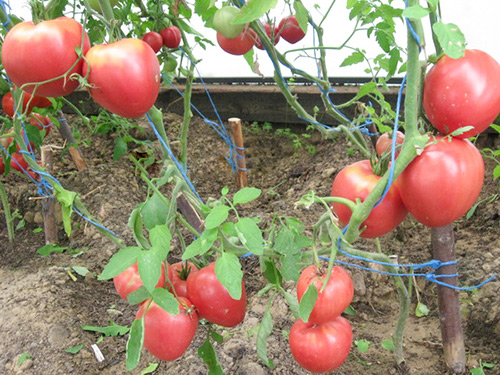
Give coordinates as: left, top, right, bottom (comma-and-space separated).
0, 181, 14, 242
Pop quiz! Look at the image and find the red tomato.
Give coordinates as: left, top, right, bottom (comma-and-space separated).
423, 49, 500, 139
170, 261, 199, 298
278, 16, 305, 44
2, 91, 40, 117
331, 160, 408, 238
297, 265, 354, 325
216, 29, 255, 56
255, 23, 280, 50
160, 26, 182, 49
142, 31, 163, 53
136, 298, 198, 361
213, 6, 245, 38
113, 262, 168, 301
35, 97, 53, 109
186, 262, 246, 327
2, 17, 90, 97
82, 38, 161, 118
0, 157, 4, 174
289, 316, 352, 373
29, 113, 52, 136
376, 131, 405, 156
397, 136, 484, 227
10, 152, 29, 172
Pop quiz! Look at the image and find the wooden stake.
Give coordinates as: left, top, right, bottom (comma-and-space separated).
57, 111, 88, 171
431, 224, 466, 374
176, 193, 204, 234
41, 146, 58, 245
228, 117, 248, 190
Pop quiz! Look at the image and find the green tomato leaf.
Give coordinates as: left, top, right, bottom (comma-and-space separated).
432, 22, 466, 59
256, 306, 275, 369
261, 258, 282, 285
340, 51, 365, 67
298, 283, 318, 323
232, 0, 279, 24
113, 137, 128, 160
53, 184, 77, 237
281, 289, 300, 319
65, 344, 84, 354
141, 193, 169, 231
493, 165, 500, 180
182, 228, 218, 260
128, 204, 150, 249
449, 126, 474, 137
235, 217, 263, 255
72, 266, 89, 277
355, 339, 371, 353
243, 47, 255, 71
215, 252, 243, 300
36, 244, 68, 256
17, 353, 32, 366
127, 286, 151, 305
152, 288, 179, 316
138, 250, 163, 293
381, 339, 396, 351
280, 254, 301, 282
126, 318, 144, 371
293, 1, 308, 33
415, 302, 430, 317
140, 363, 159, 375
205, 205, 230, 229
98, 247, 141, 280
198, 336, 224, 375
344, 305, 357, 316
233, 186, 262, 205
149, 224, 171, 260
221, 221, 238, 237
81, 321, 130, 337
402, 5, 429, 19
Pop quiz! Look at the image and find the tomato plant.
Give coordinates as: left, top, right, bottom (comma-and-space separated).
113, 262, 168, 301
397, 136, 484, 227
289, 316, 352, 373
169, 261, 198, 298
376, 131, 405, 157
278, 16, 305, 44
2, 91, 39, 117
331, 160, 408, 238
216, 29, 255, 56
160, 26, 181, 49
297, 265, 354, 324
423, 49, 500, 139
136, 298, 198, 361
142, 31, 163, 53
255, 23, 280, 50
186, 262, 246, 327
83, 38, 161, 118
212, 6, 245, 38
2, 17, 90, 97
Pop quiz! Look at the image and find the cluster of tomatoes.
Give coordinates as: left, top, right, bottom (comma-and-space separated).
212, 6, 306, 56
291, 265, 355, 373
113, 260, 246, 361
331, 49, 497, 236
141, 26, 181, 53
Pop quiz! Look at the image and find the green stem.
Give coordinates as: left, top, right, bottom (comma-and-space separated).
0, 181, 14, 242
0, 2, 14, 30
428, 10, 443, 56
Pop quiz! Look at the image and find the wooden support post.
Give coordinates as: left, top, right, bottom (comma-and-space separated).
228, 117, 248, 190
57, 111, 88, 171
431, 224, 466, 374
41, 146, 58, 245
176, 193, 204, 234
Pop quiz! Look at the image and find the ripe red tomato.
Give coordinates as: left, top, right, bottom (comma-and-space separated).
255, 24, 280, 50
35, 96, 53, 109
297, 265, 354, 325
142, 31, 163, 53
83, 38, 161, 118
10, 152, 29, 172
423, 49, 500, 139
113, 262, 169, 301
2, 91, 40, 117
136, 297, 198, 361
216, 29, 255, 56
0, 157, 4, 174
331, 160, 408, 238
29, 113, 52, 136
213, 6, 245, 38
2, 17, 90, 97
160, 26, 181, 49
169, 261, 199, 298
289, 316, 352, 373
278, 16, 305, 44
397, 136, 484, 227
186, 262, 246, 327
376, 131, 405, 157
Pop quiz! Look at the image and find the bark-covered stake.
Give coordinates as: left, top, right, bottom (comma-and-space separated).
431, 224, 466, 374
41, 146, 58, 245
228, 117, 248, 190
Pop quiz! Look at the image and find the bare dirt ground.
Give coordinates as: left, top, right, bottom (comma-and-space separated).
0, 112, 499, 375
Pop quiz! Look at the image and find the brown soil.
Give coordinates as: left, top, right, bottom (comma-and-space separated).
0, 112, 499, 375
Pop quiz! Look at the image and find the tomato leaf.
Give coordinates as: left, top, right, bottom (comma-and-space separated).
36, 244, 68, 256
52, 184, 77, 237
261, 259, 282, 285
381, 339, 396, 351
432, 22, 466, 59
235, 217, 263, 255
72, 266, 89, 277
98, 247, 141, 280
198, 336, 224, 375
210, 330, 224, 343
233, 186, 262, 205
402, 5, 429, 19
17, 353, 32, 366
140, 363, 159, 375
344, 305, 357, 315
113, 137, 128, 160
65, 344, 84, 354
340, 51, 365, 67
127, 286, 151, 305
182, 228, 218, 260
126, 318, 144, 371
298, 283, 318, 323
243, 48, 254, 71
81, 321, 130, 337
138, 250, 163, 293
449, 126, 474, 137
257, 306, 275, 369
215, 252, 243, 300
221, 221, 238, 237
152, 288, 179, 316
205, 205, 230, 229
293, 1, 308, 33
232, 0, 278, 24
141, 193, 169, 231
149, 224, 172, 260
493, 165, 500, 180
355, 339, 370, 353
415, 302, 430, 317
128, 204, 150, 249
280, 254, 301, 282
281, 289, 300, 319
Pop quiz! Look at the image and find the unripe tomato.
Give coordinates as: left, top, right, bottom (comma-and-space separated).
160, 26, 182, 49
2, 17, 90, 97
278, 16, 306, 44
142, 31, 163, 53
186, 262, 246, 327
423, 49, 500, 139
169, 261, 198, 298
297, 265, 354, 325
289, 316, 352, 373
83, 38, 161, 118
375, 131, 405, 157
163, 55, 178, 72
331, 160, 408, 238
213, 6, 245, 38
113, 262, 168, 301
136, 298, 198, 361
2, 91, 40, 117
216, 29, 255, 56
255, 23, 280, 50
